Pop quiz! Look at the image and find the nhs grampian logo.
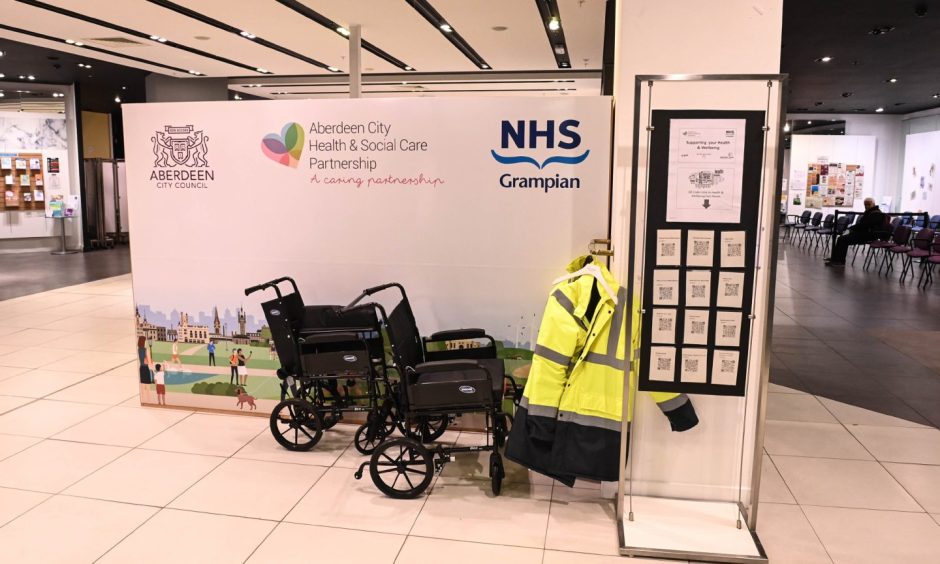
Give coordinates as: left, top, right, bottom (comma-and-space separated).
150, 125, 215, 189
492, 119, 588, 193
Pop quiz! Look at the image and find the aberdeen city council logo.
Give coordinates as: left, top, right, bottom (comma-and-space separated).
149, 125, 215, 188
261, 122, 304, 168
152, 125, 209, 168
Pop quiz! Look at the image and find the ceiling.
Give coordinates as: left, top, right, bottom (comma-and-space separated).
0, 1, 938, 113
781, 0, 940, 114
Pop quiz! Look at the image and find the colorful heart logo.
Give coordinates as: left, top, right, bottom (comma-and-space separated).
261, 122, 304, 168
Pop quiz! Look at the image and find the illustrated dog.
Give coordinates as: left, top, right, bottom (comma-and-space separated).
235, 387, 257, 410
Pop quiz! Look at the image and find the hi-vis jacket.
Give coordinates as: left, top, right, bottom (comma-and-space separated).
506, 256, 698, 484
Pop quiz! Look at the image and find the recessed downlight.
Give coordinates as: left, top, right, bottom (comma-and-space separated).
239, 31, 256, 39
336, 26, 350, 36
784, 123, 790, 132
548, 17, 561, 31
256, 68, 269, 73
875, 107, 885, 112
114, 96, 122, 103
439, 23, 452, 33
887, 78, 898, 83
819, 56, 832, 62
933, 93, 940, 99
327, 66, 340, 72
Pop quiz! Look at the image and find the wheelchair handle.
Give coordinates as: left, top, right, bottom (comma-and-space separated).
343, 282, 406, 311
244, 276, 299, 298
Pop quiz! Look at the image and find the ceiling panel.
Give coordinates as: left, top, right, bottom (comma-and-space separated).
558, 0, 606, 71
435, 0, 557, 71
314, 0, 480, 72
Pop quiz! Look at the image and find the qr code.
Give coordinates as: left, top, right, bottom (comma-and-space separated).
657, 358, 672, 371
722, 325, 737, 338
725, 283, 740, 297
691, 284, 707, 298
658, 317, 673, 331
659, 287, 674, 301
721, 360, 735, 372
690, 321, 705, 334
728, 243, 742, 256
693, 241, 710, 256
661, 242, 676, 256
684, 358, 699, 372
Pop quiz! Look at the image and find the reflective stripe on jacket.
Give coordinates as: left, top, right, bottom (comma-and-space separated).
506, 256, 696, 484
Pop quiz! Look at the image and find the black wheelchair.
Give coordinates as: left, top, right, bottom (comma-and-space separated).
346, 283, 518, 499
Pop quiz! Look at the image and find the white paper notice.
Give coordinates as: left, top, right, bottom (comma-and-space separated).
649, 346, 677, 382
651, 308, 677, 344
652, 269, 680, 306
720, 231, 746, 268
657, 229, 682, 266
685, 270, 712, 308
683, 309, 710, 345
680, 348, 709, 383
686, 230, 714, 267
715, 311, 743, 347
717, 271, 745, 309
667, 119, 746, 223
712, 349, 740, 386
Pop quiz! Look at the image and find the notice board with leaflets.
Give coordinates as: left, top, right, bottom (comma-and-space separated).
637, 110, 765, 397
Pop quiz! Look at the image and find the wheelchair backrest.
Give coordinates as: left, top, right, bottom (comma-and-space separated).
386, 299, 424, 372
261, 292, 305, 372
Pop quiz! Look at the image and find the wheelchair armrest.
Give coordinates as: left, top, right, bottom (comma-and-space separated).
427, 328, 487, 342
297, 331, 362, 344
414, 359, 493, 378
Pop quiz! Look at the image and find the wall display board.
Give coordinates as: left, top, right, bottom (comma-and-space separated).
788, 134, 876, 214
123, 97, 611, 414
901, 130, 940, 212
638, 110, 763, 397
0, 152, 46, 212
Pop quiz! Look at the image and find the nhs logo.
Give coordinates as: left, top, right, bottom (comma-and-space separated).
493, 119, 588, 193
492, 119, 590, 169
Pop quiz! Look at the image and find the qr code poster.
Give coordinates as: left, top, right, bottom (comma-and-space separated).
717, 271, 745, 309
720, 231, 746, 268
715, 311, 743, 347
649, 346, 677, 382
651, 308, 678, 344
656, 229, 682, 266
680, 348, 709, 383
686, 230, 715, 267
685, 270, 712, 308
711, 350, 740, 386
652, 269, 680, 306
683, 309, 710, 346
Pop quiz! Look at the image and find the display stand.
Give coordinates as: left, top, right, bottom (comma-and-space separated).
617, 75, 786, 563
50, 216, 78, 255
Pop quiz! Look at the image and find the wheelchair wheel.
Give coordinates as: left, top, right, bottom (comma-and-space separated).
270, 399, 323, 451
490, 451, 504, 496
369, 437, 434, 499
318, 405, 342, 430
494, 414, 508, 448
354, 412, 391, 455
405, 415, 449, 443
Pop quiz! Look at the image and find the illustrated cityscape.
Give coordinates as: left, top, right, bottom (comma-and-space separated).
136, 304, 272, 346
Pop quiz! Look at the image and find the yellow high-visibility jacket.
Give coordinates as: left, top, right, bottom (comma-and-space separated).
506, 256, 698, 484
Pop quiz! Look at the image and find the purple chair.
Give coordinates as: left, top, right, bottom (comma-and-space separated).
901, 227, 934, 282
864, 216, 899, 270
882, 224, 913, 276
918, 233, 940, 287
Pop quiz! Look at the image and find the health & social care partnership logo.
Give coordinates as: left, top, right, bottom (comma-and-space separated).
261, 122, 304, 168
149, 125, 214, 189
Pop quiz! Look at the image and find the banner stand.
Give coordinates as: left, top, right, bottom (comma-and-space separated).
617, 74, 786, 564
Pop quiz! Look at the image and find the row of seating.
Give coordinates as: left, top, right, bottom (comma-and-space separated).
781, 210, 940, 287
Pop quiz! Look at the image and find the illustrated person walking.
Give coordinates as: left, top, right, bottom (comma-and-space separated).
170, 339, 183, 369
237, 348, 252, 387
229, 349, 239, 385
207, 339, 217, 366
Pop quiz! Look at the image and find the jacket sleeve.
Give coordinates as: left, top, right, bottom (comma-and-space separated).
521, 287, 584, 441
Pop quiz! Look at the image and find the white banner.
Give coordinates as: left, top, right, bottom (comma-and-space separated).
123, 96, 611, 411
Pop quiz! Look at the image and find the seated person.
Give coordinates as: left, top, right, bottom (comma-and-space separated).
826, 197, 885, 267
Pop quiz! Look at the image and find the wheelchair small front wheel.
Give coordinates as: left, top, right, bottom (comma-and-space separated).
405, 415, 449, 443
490, 451, 504, 496
354, 416, 389, 455
270, 399, 323, 451
369, 438, 434, 499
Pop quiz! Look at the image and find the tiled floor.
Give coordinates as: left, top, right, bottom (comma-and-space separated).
0, 251, 937, 562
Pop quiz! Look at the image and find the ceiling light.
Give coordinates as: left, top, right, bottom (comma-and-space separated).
234, 94, 242, 100
256, 68, 268, 73
560, 62, 569, 67
65, 39, 75, 44
875, 107, 884, 112
439, 23, 453, 33
149, 35, 168, 43
74, 41, 84, 47
114, 96, 122, 103
0, 74, 4, 78
18, 75, 24, 79
933, 93, 940, 99
404, 66, 413, 71
27, 75, 35, 80
548, 17, 561, 31
554, 45, 566, 55
0, 93, 4, 98
887, 78, 898, 83
0, 51, 5, 57
481, 63, 489, 69
336, 26, 350, 37
239, 31, 256, 39
188, 70, 202, 75
820, 56, 832, 62
807, 121, 813, 125
327, 66, 340, 72
784, 123, 790, 132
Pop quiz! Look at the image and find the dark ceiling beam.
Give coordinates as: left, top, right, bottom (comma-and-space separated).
273, 0, 415, 72
145, 0, 334, 72
404, 0, 491, 70
534, 0, 572, 69
13, 0, 267, 75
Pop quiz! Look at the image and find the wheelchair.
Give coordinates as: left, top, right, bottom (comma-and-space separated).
346, 283, 520, 499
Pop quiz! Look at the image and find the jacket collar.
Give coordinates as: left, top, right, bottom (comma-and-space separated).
563, 255, 621, 307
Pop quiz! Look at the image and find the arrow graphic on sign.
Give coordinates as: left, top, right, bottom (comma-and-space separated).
703, 199, 711, 209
